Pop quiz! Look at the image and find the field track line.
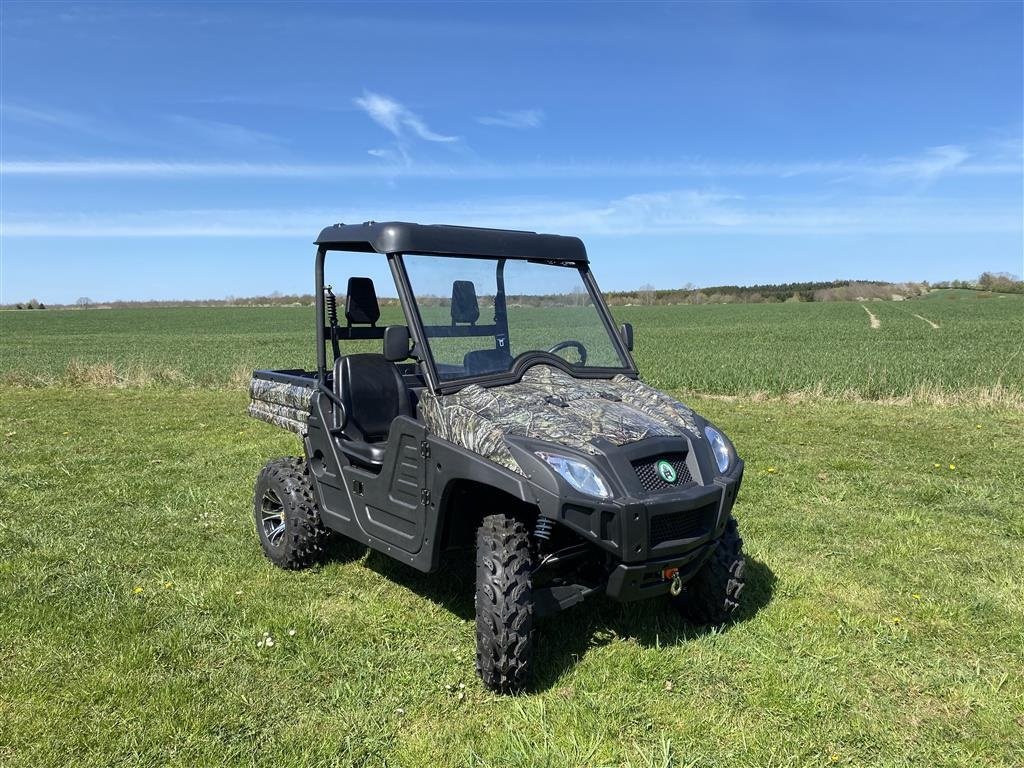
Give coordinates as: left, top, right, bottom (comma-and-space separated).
911, 313, 941, 329
862, 305, 881, 330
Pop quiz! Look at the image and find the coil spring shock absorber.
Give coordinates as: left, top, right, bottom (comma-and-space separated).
324, 285, 341, 361
533, 517, 554, 542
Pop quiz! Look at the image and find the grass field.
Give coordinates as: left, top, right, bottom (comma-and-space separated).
1, 297, 1023, 766
2, 293, 1022, 402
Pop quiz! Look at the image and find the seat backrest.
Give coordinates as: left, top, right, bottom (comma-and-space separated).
346, 277, 380, 326
464, 348, 511, 376
451, 280, 480, 325
334, 354, 411, 442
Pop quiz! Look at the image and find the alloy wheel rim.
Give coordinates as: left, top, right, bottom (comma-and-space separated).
260, 488, 286, 546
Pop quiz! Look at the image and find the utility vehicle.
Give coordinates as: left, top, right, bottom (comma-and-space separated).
248, 222, 746, 693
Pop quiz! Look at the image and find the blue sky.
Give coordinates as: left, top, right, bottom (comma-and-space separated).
1, 1, 1021, 304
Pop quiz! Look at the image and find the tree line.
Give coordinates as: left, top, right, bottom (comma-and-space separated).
8, 298, 46, 310
3, 273, 1021, 310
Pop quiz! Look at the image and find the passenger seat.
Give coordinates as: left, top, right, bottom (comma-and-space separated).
332, 277, 411, 469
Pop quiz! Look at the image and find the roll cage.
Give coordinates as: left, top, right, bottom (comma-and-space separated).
313, 222, 638, 395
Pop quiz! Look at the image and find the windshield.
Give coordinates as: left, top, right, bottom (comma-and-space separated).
402, 254, 630, 383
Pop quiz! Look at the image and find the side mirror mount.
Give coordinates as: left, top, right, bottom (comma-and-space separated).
383, 325, 411, 362
619, 322, 634, 352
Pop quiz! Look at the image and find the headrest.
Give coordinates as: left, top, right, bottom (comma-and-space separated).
451, 280, 480, 325
345, 277, 380, 326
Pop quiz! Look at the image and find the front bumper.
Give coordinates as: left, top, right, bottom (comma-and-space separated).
506, 432, 744, 602
554, 460, 744, 601
605, 543, 714, 601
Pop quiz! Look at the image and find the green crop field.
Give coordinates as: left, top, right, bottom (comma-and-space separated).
1, 293, 1022, 402
1, 296, 1022, 766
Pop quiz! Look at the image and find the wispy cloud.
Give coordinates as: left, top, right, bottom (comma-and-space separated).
3, 191, 1019, 238
476, 109, 545, 129
0, 160, 422, 177
353, 91, 458, 143
893, 144, 970, 178
1, 102, 114, 140
2, 103, 90, 130
839, 145, 970, 182
166, 115, 286, 150
366, 147, 408, 164
3, 146, 1019, 180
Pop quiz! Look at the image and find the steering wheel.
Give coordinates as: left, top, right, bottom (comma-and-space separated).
546, 340, 588, 365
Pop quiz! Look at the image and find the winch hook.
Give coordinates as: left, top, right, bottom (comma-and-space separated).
669, 571, 683, 597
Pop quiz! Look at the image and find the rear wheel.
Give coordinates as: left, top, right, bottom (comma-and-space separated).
475, 514, 534, 694
672, 516, 745, 624
253, 457, 330, 569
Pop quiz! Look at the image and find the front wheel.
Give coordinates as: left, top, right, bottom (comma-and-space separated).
672, 516, 745, 624
475, 514, 534, 694
253, 457, 331, 570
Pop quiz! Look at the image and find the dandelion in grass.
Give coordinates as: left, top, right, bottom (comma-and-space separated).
949, 464, 956, 471
132, 586, 144, 595
288, 629, 296, 637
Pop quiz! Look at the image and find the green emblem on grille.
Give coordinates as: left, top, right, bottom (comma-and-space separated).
656, 460, 678, 484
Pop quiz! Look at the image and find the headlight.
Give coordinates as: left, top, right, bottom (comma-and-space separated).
704, 426, 732, 473
535, 451, 612, 498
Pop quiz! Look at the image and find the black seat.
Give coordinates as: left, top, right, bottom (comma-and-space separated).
334, 354, 411, 469
331, 278, 410, 469
454, 281, 511, 375
464, 348, 511, 375
346, 276, 380, 327
451, 280, 480, 325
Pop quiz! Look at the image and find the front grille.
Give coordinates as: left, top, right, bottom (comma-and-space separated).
649, 503, 718, 547
632, 452, 693, 493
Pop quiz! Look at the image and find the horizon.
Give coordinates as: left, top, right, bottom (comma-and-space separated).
5, 274, 1009, 309
1, 1, 1022, 305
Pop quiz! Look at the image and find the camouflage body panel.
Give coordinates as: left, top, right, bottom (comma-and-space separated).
418, 365, 700, 474
248, 378, 314, 435
247, 402, 308, 434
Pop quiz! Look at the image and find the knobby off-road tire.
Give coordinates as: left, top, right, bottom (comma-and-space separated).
253, 457, 331, 570
475, 514, 534, 694
672, 516, 745, 624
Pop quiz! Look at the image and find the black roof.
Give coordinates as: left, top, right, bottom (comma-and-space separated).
314, 221, 588, 262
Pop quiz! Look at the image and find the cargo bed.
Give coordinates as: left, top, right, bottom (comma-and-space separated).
248, 369, 317, 435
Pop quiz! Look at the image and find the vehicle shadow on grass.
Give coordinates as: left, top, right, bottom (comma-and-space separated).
531, 556, 776, 692
362, 548, 477, 620
361, 551, 776, 693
